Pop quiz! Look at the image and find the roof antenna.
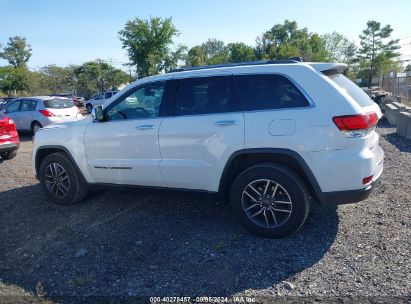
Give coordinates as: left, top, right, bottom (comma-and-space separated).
288, 57, 303, 62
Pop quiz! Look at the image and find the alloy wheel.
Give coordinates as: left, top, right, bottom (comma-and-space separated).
44, 163, 71, 198
241, 179, 292, 228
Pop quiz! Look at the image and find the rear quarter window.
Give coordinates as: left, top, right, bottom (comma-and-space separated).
234, 74, 310, 111
327, 74, 374, 107
43, 98, 74, 109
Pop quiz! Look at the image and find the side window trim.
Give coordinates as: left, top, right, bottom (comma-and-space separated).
233, 72, 315, 112
172, 74, 242, 117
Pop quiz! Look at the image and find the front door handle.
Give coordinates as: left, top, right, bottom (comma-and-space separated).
214, 120, 237, 126
136, 124, 154, 130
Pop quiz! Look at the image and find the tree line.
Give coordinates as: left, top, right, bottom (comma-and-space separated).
0, 18, 404, 98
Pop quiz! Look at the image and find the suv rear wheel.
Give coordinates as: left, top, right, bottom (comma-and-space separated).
39, 152, 88, 205
230, 163, 310, 238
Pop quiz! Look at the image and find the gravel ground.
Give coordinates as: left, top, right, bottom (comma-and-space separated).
0, 119, 410, 303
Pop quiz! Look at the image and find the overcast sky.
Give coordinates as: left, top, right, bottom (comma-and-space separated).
1, 0, 410, 70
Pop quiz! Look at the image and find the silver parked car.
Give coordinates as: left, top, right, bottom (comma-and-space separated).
1, 96, 83, 134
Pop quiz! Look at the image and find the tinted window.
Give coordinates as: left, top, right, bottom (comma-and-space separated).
106, 82, 165, 121
6, 100, 21, 113
174, 76, 239, 116
105, 92, 112, 99
235, 74, 310, 111
43, 98, 74, 109
327, 74, 374, 107
21, 100, 37, 111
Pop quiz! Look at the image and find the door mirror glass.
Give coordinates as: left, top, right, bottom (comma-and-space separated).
92, 106, 104, 121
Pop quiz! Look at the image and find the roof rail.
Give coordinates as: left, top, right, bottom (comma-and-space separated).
168, 58, 301, 73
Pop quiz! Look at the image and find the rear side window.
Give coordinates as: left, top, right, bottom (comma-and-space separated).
235, 74, 310, 111
43, 98, 74, 109
21, 100, 37, 111
327, 74, 373, 107
174, 76, 240, 116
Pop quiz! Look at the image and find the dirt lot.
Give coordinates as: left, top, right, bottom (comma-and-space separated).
0, 119, 410, 303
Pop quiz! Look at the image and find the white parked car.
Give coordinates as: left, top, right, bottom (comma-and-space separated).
32, 60, 383, 237
85, 91, 118, 113
2, 96, 82, 134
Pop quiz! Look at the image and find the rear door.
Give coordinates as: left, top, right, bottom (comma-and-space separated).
19, 99, 37, 130
159, 75, 244, 192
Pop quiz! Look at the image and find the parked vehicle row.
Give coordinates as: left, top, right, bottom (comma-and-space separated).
1, 96, 83, 134
85, 91, 118, 113
32, 60, 383, 238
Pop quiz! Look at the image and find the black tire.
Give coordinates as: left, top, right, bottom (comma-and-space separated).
1, 150, 17, 160
39, 152, 88, 205
31, 121, 42, 135
86, 104, 93, 113
230, 163, 310, 238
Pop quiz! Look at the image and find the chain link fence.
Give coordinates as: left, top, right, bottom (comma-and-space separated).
382, 73, 411, 106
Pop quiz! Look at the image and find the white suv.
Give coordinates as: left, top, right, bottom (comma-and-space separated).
32, 60, 384, 237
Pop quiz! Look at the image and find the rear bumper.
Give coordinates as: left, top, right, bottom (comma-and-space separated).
0, 142, 19, 154
320, 181, 376, 205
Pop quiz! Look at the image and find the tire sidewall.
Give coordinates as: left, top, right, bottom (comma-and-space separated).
230, 164, 309, 238
39, 153, 82, 205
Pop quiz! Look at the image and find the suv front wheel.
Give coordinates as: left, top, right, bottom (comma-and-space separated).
230, 163, 310, 238
39, 152, 88, 205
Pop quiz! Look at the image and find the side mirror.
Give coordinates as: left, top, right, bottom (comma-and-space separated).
91, 106, 104, 122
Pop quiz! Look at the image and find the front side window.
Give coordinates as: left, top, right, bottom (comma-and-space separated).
235, 74, 310, 111
106, 82, 165, 121
6, 100, 21, 113
174, 76, 239, 116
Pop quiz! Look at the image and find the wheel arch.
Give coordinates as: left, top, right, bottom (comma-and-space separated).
219, 148, 324, 204
35, 145, 86, 182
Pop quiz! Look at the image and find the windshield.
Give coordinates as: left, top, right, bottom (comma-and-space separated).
328, 74, 374, 107
43, 98, 74, 109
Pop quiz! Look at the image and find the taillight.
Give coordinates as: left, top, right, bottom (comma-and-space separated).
39, 110, 55, 117
6, 118, 17, 133
332, 112, 378, 137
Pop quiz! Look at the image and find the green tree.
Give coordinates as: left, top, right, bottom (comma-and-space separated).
358, 20, 400, 87
74, 60, 130, 98
255, 20, 328, 61
322, 32, 357, 63
0, 66, 29, 96
405, 64, 411, 72
0, 36, 32, 68
227, 42, 256, 63
119, 17, 180, 78
40, 65, 74, 93
186, 39, 230, 67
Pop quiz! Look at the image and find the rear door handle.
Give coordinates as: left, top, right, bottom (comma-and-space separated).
214, 120, 238, 126
136, 124, 154, 130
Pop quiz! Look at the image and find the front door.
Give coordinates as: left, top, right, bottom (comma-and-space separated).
84, 81, 167, 186
159, 75, 245, 192
4, 100, 22, 130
